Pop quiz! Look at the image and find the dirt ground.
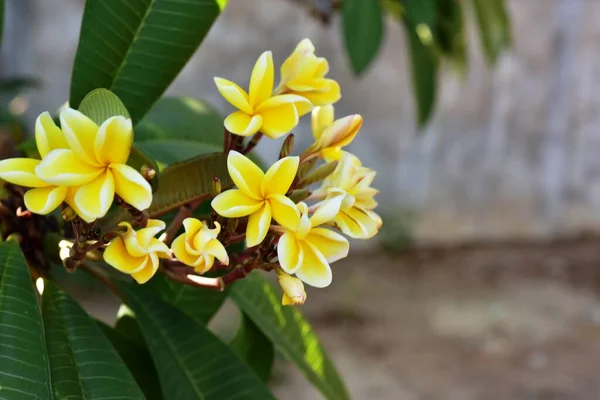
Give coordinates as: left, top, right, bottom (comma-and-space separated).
80, 236, 600, 400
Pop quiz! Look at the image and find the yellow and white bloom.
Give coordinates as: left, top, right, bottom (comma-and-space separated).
311, 106, 362, 161
171, 218, 229, 274
211, 151, 300, 247
315, 154, 382, 239
275, 38, 341, 114
277, 269, 306, 306
215, 51, 311, 138
0, 112, 69, 215
103, 219, 170, 284
277, 197, 349, 288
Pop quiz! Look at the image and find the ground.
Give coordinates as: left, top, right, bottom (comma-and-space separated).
79, 236, 600, 400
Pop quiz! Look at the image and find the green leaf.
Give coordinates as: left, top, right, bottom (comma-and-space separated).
404, 21, 439, 127
69, 0, 224, 123
342, 0, 384, 75
42, 283, 145, 399
403, 0, 437, 26
121, 283, 276, 399
229, 313, 274, 383
77, 88, 159, 190
148, 152, 231, 217
435, 0, 467, 75
145, 273, 227, 324
0, 242, 52, 399
136, 140, 222, 166
230, 273, 349, 400
98, 320, 163, 400
472, 0, 511, 64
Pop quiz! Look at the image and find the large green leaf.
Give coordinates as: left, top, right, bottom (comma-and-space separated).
230, 273, 349, 400
0, 242, 52, 399
146, 273, 227, 325
342, 0, 384, 75
69, 0, 224, 123
472, 0, 511, 64
229, 313, 274, 383
42, 283, 145, 399
436, 0, 467, 75
403, 0, 437, 26
404, 21, 439, 127
98, 320, 163, 400
148, 152, 231, 217
121, 283, 276, 399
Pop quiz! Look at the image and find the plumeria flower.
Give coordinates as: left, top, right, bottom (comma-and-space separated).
214, 51, 311, 138
171, 218, 229, 274
211, 151, 300, 247
311, 105, 362, 161
103, 219, 170, 284
0, 112, 69, 215
32, 108, 152, 222
314, 154, 382, 239
277, 269, 307, 306
277, 197, 349, 288
275, 38, 341, 115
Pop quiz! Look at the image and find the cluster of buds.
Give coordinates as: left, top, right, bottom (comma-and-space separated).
0, 39, 381, 306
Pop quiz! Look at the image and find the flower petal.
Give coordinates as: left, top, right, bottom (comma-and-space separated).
255, 94, 311, 113
269, 194, 300, 231
59, 108, 100, 165
205, 239, 229, 265
24, 186, 67, 215
305, 228, 349, 263
171, 234, 200, 267
249, 51, 274, 108
104, 237, 148, 274
183, 218, 203, 241
224, 111, 262, 136
295, 241, 332, 288
65, 187, 95, 223
95, 116, 133, 165
262, 156, 298, 196
131, 252, 159, 284
111, 163, 152, 211
310, 193, 344, 227
211, 189, 263, 218
246, 202, 271, 247
0, 158, 47, 188
74, 170, 115, 220
300, 79, 341, 108
317, 114, 362, 149
277, 232, 303, 274
35, 149, 102, 186
311, 105, 335, 140
227, 150, 264, 199
279, 39, 315, 87
136, 219, 166, 248
147, 238, 171, 258
277, 269, 306, 306
214, 77, 253, 114
35, 111, 67, 158
259, 103, 300, 139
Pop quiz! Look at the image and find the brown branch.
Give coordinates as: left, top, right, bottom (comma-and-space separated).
162, 267, 225, 291
163, 198, 203, 245
242, 132, 263, 155
222, 263, 257, 285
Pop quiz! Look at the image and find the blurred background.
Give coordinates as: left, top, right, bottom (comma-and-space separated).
5, 0, 600, 398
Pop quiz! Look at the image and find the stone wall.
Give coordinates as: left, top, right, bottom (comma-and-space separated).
4, 0, 600, 244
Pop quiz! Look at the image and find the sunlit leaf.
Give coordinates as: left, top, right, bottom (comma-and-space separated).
230, 313, 275, 383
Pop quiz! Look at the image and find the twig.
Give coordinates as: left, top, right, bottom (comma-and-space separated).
163, 198, 203, 244
222, 263, 257, 285
243, 132, 263, 154
162, 267, 225, 291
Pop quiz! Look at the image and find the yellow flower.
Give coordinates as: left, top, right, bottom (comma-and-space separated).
211, 151, 300, 247
34, 108, 152, 222
315, 154, 382, 239
277, 269, 306, 306
0, 112, 69, 215
277, 197, 349, 288
171, 218, 229, 274
103, 219, 170, 284
275, 38, 341, 115
311, 106, 362, 161
215, 51, 311, 138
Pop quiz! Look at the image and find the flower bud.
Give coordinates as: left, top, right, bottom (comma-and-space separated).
297, 161, 338, 188
141, 165, 156, 180
315, 114, 362, 151
279, 134, 295, 159
61, 206, 76, 221
212, 177, 222, 196
277, 269, 306, 306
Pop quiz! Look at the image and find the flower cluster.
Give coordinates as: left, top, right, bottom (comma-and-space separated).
0, 38, 380, 307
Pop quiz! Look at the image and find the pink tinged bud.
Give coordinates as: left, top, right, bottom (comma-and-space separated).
316, 114, 363, 150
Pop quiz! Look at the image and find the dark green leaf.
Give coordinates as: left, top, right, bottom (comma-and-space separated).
121, 283, 276, 399
404, 21, 439, 127
472, 0, 511, 64
145, 273, 227, 325
0, 242, 52, 399
42, 283, 145, 399
70, 0, 224, 123
136, 140, 222, 166
403, 0, 437, 26
98, 320, 163, 400
148, 152, 231, 217
342, 0, 384, 75
436, 0, 467, 75
230, 273, 349, 400
230, 313, 274, 383
0, 77, 40, 95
